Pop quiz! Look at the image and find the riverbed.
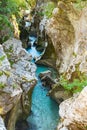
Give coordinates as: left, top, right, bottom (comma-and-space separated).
27, 36, 59, 130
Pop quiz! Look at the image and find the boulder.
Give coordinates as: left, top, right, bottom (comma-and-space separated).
57, 86, 87, 130
39, 70, 52, 79
41, 75, 56, 88
39, 70, 56, 88
48, 83, 72, 104
3, 38, 32, 62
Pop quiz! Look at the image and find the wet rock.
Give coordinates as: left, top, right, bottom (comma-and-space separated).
39, 70, 52, 79
16, 120, 29, 130
48, 84, 72, 104
36, 37, 57, 69
57, 86, 87, 130
39, 70, 56, 88
27, 41, 31, 48
41, 75, 56, 88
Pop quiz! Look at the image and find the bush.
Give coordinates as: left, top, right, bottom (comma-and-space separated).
60, 74, 87, 93
74, 0, 87, 10
0, 0, 36, 43
43, 2, 56, 18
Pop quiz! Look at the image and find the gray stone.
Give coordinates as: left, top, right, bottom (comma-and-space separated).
39, 70, 52, 79
57, 86, 87, 130
0, 116, 6, 130
1, 38, 37, 130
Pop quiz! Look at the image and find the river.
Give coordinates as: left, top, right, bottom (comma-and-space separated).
26, 36, 59, 130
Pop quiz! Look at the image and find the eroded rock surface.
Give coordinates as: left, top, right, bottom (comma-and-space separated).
46, 1, 87, 78
46, 1, 87, 129
57, 86, 87, 130
0, 45, 22, 116
0, 38, 37, 130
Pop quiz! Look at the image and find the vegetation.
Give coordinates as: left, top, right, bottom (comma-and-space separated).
60, 74, 87, 94
0, 56, 6, 66
0, 0, 87, 43
74, 0, 87, 10
43, 2, 56, 18
0, 83, 5, 89
0, 0, 36, 43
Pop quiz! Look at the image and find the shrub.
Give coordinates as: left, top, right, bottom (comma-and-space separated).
0, 0, 36, 43
43, 2, 56, 18
60, 74, 87, 93
74, 0, 87, 10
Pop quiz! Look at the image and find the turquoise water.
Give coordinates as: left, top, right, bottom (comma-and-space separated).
27, 37, 59, 130
27, 36, 41, 58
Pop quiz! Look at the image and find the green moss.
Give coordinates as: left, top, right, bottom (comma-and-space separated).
10, 60, 14, 66
0, 71, 3, 76
0, 83, 5, 88
6, 53, 11, 59
0, 55, 5, 61
0, 55, 6, 66
73, 52, 77, 57
13, 84, 18, 89
74, 0, 87, 10
3, 70, 11, 77
9, 45, 13, 52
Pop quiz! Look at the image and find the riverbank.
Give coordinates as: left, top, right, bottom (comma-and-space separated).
0, 38, 37, 130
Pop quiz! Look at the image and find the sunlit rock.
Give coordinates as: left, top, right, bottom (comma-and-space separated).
0, 45, 22, 115
57, 86, 87, 130
46, 2, 87, 79
0, 38, 37, 130
0, 116, 6, 130
46, 3, 75, 74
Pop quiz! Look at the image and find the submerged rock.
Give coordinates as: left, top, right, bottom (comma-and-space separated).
57, 86, 87, 130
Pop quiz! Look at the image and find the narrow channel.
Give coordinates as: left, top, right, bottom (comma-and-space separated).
27, 36, 59, 130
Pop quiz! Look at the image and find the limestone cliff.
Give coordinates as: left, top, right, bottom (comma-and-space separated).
46, 1, 87, 78
45, 1, 87, 129
0, 38, 36, 130
57, 86, 87, 130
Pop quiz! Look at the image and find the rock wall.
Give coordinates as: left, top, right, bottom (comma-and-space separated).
0, 38, 36, 130
57, 86, 87, 130
46, 1, 87, 130
46, 1, 87, 77
46, 2, 75, 74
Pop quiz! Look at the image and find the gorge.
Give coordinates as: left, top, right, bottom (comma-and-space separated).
1, 0, 87, 130
27, 37, 59, 130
